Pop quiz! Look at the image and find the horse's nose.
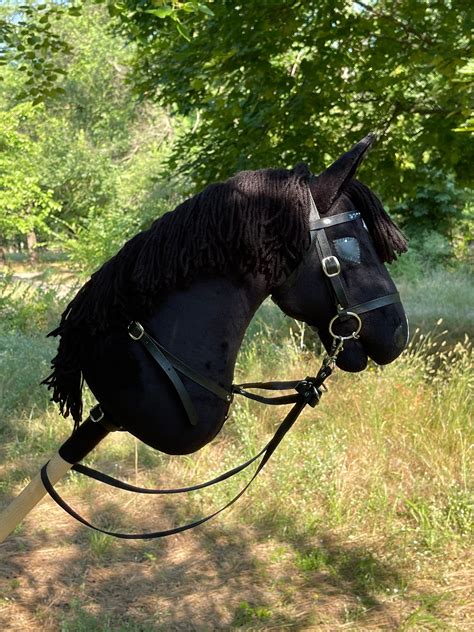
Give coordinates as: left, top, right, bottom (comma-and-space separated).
363, 310, 409, 366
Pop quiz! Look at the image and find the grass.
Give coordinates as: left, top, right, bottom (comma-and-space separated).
232, 601, 273, 626
394, 265, 473, 340
0, 266, 473, 629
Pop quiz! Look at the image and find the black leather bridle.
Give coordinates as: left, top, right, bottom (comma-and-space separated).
40, 182, 402, 539
275, 179, 401, 345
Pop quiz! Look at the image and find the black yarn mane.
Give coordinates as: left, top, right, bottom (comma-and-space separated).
43, 166, 407, 428
43, 164, 312, 426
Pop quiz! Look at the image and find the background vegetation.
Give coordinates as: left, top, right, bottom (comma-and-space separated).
0, 0, 472, 270
0, 1, 472, 630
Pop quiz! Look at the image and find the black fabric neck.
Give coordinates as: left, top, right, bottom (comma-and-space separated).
42, 364, 332, 540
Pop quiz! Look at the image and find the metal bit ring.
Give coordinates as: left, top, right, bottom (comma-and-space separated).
329, 311, 362, 341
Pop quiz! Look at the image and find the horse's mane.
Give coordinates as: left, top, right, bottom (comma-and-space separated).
43, 164, 312, 425
43, 164, 406, 427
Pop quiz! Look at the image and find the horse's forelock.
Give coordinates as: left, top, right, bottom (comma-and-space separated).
343, 179, 408, 263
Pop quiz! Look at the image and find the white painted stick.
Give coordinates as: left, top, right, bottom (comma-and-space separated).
0, 453, 73, 543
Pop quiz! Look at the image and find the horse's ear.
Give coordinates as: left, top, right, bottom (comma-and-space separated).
312, 133, 376, 214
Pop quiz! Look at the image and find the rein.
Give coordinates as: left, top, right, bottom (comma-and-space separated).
40, 183, 401, 540
41, 343, 338, 540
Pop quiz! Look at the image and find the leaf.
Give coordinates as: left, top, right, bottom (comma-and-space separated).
176, 21, 191, 41
197, 3, 214, 17
145, 7, 174, 19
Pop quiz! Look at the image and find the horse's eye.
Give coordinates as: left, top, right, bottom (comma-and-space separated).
333, 237, 361, 264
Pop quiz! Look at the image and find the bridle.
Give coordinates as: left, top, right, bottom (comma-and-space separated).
274, 176, 401, 354
40, 180, 402, 539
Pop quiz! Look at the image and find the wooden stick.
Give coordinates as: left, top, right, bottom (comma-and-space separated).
0, 417, 110, 543
0, 453, 73, 543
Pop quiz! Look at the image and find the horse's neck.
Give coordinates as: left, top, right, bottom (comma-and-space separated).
146, 276, 268, 386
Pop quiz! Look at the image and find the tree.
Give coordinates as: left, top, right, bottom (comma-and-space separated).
0, 1, 213, 102
0, 103, 60, 259
1, 2, 190, 270
0, 5, 151, 258
2, 1, 471, 261
114, 0, 472, 210
0, 1, 73, 104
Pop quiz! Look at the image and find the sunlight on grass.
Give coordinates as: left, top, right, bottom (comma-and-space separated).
1, 273, 473, 630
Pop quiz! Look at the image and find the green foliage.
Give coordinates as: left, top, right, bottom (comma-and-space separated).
60, 119, 188, 272
392, 268, 473, 337
391, 231, 454, 278
296, 547, 329, 571
0, 273, 69, 334
404, 486, 473, 550
0, 277, 69, 424
0, 276, 69, 426
1, 1, 471, 269
392, 168, 472, 244
0, 103, 60, 239
88, 531, 116, 559
116, 0, 472, 203
0, 330, 55, 419
0, 1, 73, 103
233, 601, 272, 626
0, 2, 180, 266
0, 1, 212, 103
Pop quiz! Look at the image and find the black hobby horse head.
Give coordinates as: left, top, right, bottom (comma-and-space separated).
43, 134, 408, 455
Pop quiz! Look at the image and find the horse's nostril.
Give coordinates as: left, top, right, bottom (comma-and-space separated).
394, 321, 408, 350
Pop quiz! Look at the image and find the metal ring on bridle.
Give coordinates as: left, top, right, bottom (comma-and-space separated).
329, 311, 362, 340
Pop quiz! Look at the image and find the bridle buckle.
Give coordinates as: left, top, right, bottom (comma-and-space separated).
128, 321, 144, 340
90, 404, 105, 423
322, 255, 341, 277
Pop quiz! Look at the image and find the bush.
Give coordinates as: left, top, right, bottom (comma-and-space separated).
0, 331, 56, 422
0, 273, 69, 335
391, 229, 454, 279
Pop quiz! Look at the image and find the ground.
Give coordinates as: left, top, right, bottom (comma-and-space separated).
1, 462, 472, 631
0, 261, 472, 630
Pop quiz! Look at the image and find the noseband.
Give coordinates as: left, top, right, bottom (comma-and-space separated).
275, 179, 401, 348
40, 180, 403, 539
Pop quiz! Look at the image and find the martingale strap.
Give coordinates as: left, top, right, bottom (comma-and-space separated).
127, 321, 232, 427
40, 365, 331, 540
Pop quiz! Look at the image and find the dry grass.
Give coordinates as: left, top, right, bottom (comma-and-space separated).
0, 271, 473, 630
1, 319, 472, 630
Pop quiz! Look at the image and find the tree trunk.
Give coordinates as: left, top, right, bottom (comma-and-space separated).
26, 230, 38, 265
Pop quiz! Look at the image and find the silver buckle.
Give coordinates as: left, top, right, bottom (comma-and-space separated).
322, 256, 341, 277
128, 321, 144, 340
90, 404, 105, 423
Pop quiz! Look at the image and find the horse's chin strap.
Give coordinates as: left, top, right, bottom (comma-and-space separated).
40, 326, 344, 540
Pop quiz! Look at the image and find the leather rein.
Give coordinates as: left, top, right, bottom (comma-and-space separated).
41, 184, 401, 539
